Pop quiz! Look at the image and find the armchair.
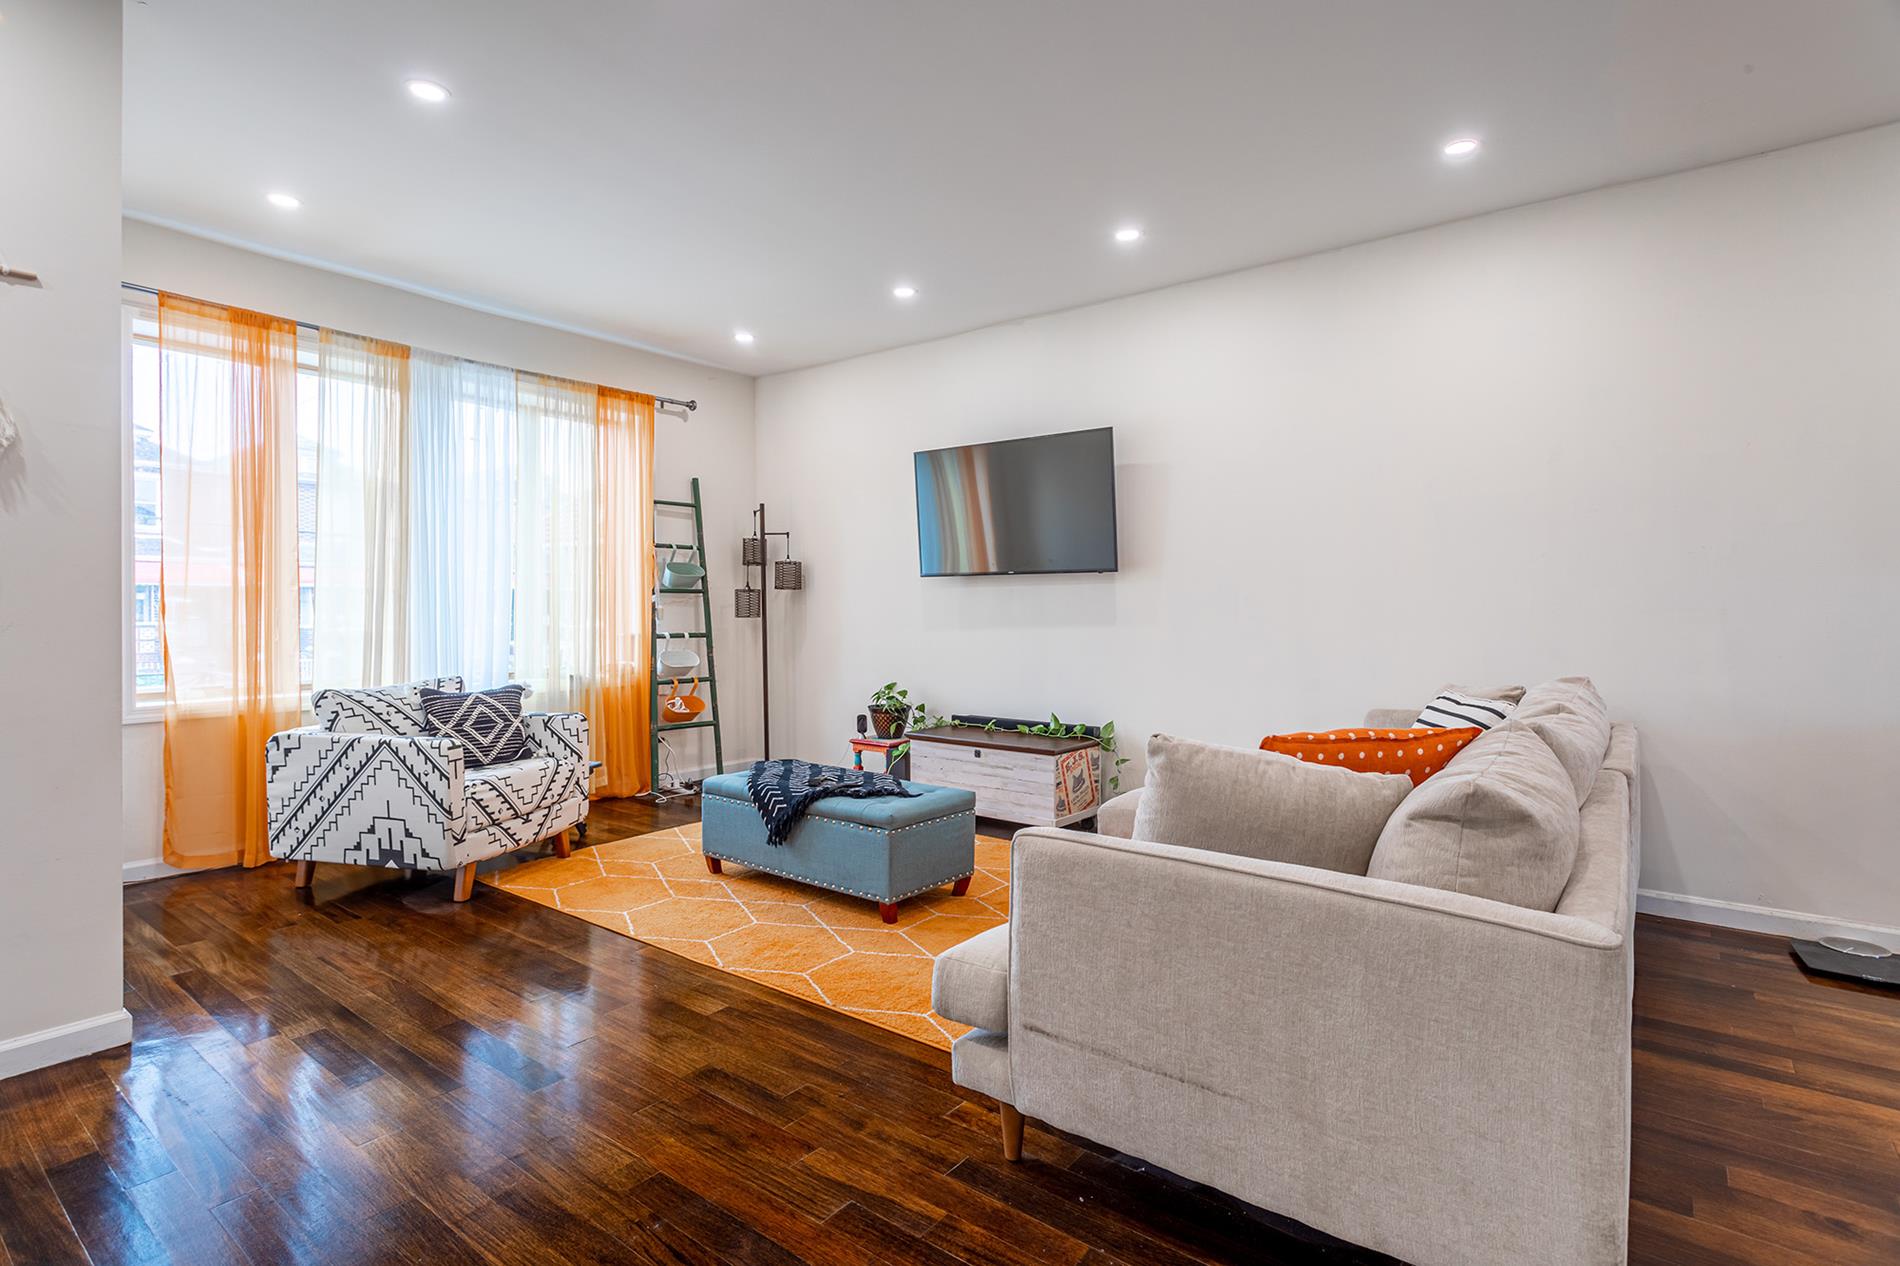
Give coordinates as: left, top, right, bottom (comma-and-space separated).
266, 677, 591, 901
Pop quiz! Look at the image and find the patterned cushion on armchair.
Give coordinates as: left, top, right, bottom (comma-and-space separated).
312, 676, 466, 734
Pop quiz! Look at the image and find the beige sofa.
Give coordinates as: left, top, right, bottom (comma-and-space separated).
932, 709, 1639, 1266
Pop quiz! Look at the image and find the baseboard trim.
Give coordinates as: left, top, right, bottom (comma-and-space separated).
124, 858, 193, 885
1637, 889, 1900, 943
0, 1009, 134, 1081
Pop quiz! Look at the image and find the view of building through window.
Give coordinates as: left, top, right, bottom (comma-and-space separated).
127, 312, 319, 700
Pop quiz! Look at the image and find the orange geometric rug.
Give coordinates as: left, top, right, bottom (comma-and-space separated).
484, 821, 1010, 1051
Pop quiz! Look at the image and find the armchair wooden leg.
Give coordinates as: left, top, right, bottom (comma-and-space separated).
999, 1102, 1025, 1162
452, 862, 478, 903
951, 874, 972, 897
704, 855, 723, 875
293, 860, 315, 889
878, 902, 900, 924
551, 829, 572, 859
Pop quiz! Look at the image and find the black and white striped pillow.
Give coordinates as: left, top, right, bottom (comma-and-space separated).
419, 684, 533, 767
1414, 691, 1516, 731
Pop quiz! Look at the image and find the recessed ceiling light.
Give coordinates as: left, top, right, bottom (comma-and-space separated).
266, 191, 302, 210
1442, 137, 1481, 158
1114, 226, 1143, 244
406, 79, 452, 104
892, 284, 917, 300
733, 329, 755, 345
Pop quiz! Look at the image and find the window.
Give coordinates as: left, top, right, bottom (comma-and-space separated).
124, 304, 320, 713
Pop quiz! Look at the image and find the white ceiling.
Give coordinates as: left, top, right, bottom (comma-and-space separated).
124, 1, 1900, 375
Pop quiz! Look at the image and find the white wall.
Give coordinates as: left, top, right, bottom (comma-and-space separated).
0, 0, 131, 1076
755, 124, 1900, 937
120, 221, 761, 869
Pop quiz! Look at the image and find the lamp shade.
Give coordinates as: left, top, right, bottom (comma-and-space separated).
742, 536, 764, 566
734, 586, 762, 619
774, 559, 803, 591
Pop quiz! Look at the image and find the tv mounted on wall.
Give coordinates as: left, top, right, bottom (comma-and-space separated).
914, 427, 1119, 577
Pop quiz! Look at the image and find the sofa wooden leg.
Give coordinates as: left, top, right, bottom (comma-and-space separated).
999, 1103, 1024, 1162
879, 902, 899, 924
952, 874, 972, 897
551, 829, 572, 859
293, 860, 315, 890
704, 855, 723, 875
453, 862, 478, 903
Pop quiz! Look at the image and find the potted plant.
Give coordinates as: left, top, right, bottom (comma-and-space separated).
867, 681, 916, 739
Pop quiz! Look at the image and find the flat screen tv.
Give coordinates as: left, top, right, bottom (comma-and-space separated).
914, 427, 1118, 576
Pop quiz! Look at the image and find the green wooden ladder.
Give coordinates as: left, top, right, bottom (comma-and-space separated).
649, 477, 725, 794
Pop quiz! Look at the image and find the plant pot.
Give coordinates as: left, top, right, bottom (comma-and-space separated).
868, 707, 908, 739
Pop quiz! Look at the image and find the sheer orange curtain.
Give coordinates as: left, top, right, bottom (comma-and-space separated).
158, 295, 302, 868
589, 388, 655, 797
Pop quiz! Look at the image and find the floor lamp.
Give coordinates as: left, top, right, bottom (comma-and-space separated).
735, 503, 801, 759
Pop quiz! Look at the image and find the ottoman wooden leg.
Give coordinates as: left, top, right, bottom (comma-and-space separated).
1000, 1103, 1025, 1162
952, 874, 972, 897
704, 855, 723, 875
293, 860, 315, 890
453, 862, 478, 903
879, 902, 899, 924
551, 829, 572, 859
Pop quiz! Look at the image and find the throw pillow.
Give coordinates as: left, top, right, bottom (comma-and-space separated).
1511, 676, 1611, 802
1439, 682, 1527, 705
1414, 689, 1517, 732
1260, 727, 1484, 786
314, 676, 466, 735
419, 684, 533, 767
1366, 719, 1580, 912
1132, 734, 1413, 876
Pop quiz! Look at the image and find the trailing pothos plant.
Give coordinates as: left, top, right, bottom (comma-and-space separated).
899, 712, 1131, 792
1014, 714, 1131, 792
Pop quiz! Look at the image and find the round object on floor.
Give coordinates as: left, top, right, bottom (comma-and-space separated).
1819, 936, 1894, 958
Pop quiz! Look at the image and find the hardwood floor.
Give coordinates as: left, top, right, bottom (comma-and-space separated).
4, 795, 1897, 1265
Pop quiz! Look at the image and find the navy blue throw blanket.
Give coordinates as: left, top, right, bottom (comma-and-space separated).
747, 759, 920, 846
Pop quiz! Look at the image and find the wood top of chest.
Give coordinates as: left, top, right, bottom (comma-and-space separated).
907, 728, 1099, 757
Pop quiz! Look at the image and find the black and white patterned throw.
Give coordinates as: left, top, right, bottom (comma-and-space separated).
746, 759, 920, 846
420, 684, 533, 767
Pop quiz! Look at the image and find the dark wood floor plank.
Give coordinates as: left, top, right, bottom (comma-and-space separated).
5, 798, 1891, 1266
42, 1151, 170, 1266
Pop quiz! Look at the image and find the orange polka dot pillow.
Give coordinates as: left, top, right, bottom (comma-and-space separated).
1260, 727, 1482, 786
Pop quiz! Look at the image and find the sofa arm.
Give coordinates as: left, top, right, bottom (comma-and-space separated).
524, 710, 589, 764
265, 728, 465, 867
1007, 827, 1632, 1266
523, 710, 592, 799
1095, 786, 1142, 839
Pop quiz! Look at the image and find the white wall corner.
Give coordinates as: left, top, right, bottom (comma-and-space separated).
0, 1009, 134, 1082
1637, 889, 1900, 945
123, 858, 194, 885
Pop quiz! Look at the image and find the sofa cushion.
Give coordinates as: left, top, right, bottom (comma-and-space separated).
1132, 735, 1412, 875
313, 676, 465, 735
933, 923, 1010, 1032
465, 756, 582, 832
1439, 681, 1527, 706
1512, 676, 1611, 802
1368, 720, 1581, 912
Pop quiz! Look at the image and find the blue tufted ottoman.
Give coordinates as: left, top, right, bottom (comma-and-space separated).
700, 772, 977, 923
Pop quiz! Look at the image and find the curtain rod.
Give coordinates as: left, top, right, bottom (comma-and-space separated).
119, 282, 697, 413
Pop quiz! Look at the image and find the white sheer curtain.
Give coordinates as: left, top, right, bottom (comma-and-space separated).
513, 373, 598, 711
408, 350, 518, 688
313, 330, 410, 690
